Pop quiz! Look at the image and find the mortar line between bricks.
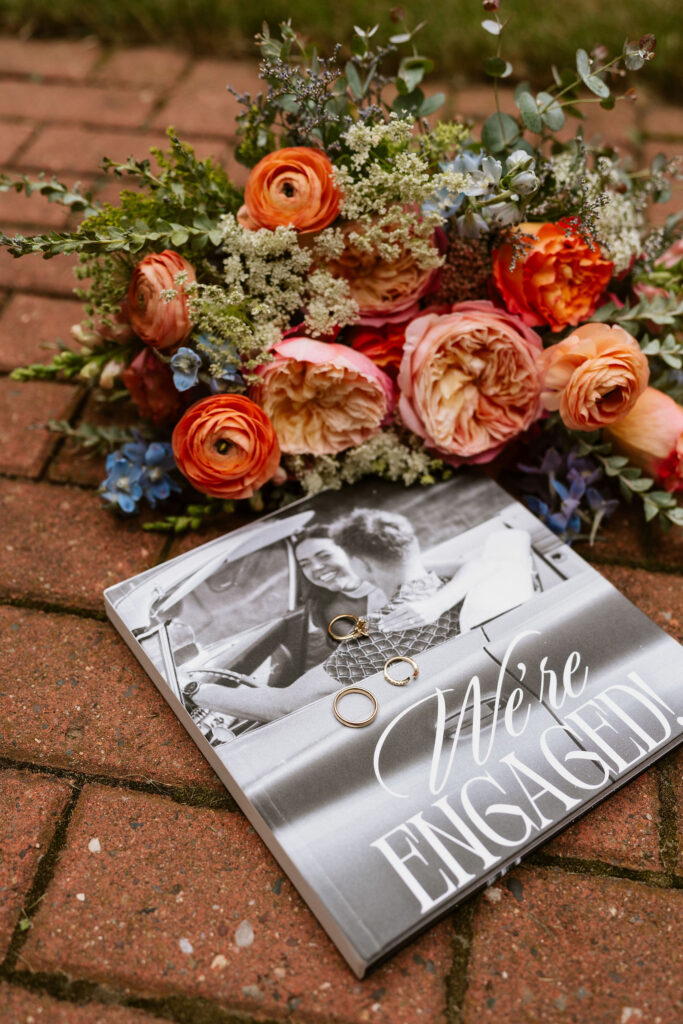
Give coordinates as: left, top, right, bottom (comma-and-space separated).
0, 968, 283, 1024
446, 901, 474, 1024
37, 382, 92, 485
0, 594, 107, 620
144, 52, 196, 126
0, 755, 236, 810
8, 119, 47, 166
656, 756, 680, 874
0, 466, 98, 490
527, 851, 683, 888
1, 780, 82, 972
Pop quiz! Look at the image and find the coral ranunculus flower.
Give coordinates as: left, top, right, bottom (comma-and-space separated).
240, 147, 342, 233
325, 221, 441, 326
251, 337, 394, 455
539, 323, 649, 431
398, 301, 543, 463
172, 395, 281, 499
605, 387, 683, 493
493, 222, 613, 332
128, 250, 196, 350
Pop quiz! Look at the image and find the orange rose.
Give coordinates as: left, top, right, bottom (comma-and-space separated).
347, 322, 408, 379
326, 221, 440, 326
239, 147, 342, 232
172, 395, 281, 499
605, 387, 683, 493
539, 323, 649, 431
128, 250, 196, 350
493, 222, 613, 332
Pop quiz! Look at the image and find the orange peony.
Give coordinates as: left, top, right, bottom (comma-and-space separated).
493, 222, 613, 332
605, 387, 683, 493
539, 323, 649, 431
251, 337, 394, 455
325, 220, 440, 326
239, 147, 342, 233
172, 395, 281, 499
128, 250, 196, 350
398, 301, 543, 463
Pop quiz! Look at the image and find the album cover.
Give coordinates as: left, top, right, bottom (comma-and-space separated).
104, 473, 683, 977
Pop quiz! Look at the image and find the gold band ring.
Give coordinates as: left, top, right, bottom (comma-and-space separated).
384, 655, 419, 687
328, 614, 370, 641
332, 687, 378, 728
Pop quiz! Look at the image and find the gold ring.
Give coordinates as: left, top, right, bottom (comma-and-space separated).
328, 614, 370, 641
332, 687, 378, 728
384, 655, 419, 687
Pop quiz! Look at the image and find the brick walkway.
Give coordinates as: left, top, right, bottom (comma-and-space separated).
0, 35, 682, 1024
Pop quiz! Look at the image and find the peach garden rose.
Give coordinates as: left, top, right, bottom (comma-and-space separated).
605, 387, 683, 493
251, 337, 394, 455
397, 301, 543, 463
539, 322, 649, 431
128, 250, 196, 350
493, 222, 613, 332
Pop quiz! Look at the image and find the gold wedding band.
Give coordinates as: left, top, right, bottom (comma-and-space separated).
332, 686, 378, 728
384, 655, 419, 687
328, 614, 370, 641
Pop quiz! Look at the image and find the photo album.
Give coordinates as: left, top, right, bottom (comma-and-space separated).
105, 473, 683, 977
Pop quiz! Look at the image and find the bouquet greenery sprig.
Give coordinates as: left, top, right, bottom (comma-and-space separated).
2, 2, 682, 540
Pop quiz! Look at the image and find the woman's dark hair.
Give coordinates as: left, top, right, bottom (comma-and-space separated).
292, 523, 334, 552
332, 508, 417, 562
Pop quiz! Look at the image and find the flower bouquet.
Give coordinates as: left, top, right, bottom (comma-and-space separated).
2, 3, 682, 542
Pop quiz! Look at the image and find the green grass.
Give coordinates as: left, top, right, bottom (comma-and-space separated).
1, 0, 680, 97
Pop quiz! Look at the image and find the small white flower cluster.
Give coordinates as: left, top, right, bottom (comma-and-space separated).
343, 115, 416, 170
289, 430, 444, 496
549, 152, 644, 272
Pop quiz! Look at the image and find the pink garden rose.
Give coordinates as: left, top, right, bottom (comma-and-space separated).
325, 221, 440, 326
251, 337, 394, 455
539, 322, 649, 431
657, 237, 683, 270
398, 301, 543, 463
128, 250, 196, 350
605, 387, 683, 493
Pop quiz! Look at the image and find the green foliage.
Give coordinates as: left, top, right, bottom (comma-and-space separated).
10, 341, 132, 381
47, 419, 140, 452
0, 172, 98, 214
574, 434, 683, 530
143, 500, 235, 533
591, 296, 683, 336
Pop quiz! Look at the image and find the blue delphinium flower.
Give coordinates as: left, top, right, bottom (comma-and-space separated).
170, 346, 201, 391
100, 435, 180, 514
197, 332, 246, 393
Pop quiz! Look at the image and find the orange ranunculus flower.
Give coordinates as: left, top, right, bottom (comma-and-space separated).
128, 250, 196, 350
539, 323, 649, 431
172, 395, 281, 500
347, 322, 409, 379
493, 222, 613, 333
239, 147, 342, 233
605, 387, 683, 493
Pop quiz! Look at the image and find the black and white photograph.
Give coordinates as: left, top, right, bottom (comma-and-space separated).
105, 474, 683, 977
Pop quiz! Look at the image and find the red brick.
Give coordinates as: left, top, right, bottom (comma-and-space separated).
642, 104, 683, 142
153, 59, 260, 138
0, 247, 80, 296
0, 377, 81, 478
47, 393, 140, 488
0, 768, 71, 959
0, 81, 157, 130
0, 606, 221, 791
0, 294, 83, 371
452, 85, 517, 122
0, 479, 164, 612
0, 36, 101, 81
0, 122, 34, 164
595, 565, 683, 641
21, 125, 229, 177
0, 983, 163, 1024
95, 47, 189, 89
545, 770, 662, 871
0, 170, 95, 230
575, 504, 649, 568
463, 867, 683, 1024
23, 785, 452, 1023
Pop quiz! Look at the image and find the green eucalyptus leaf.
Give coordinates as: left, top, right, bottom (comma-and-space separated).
585, 74, 610, 99
481, 19, 501, 35
600, 94, 616, 110
481, 112, 520, 153
419, 92, 446, 117
390, 32, 412, 43
576, 48, 592, 81
537, 91, 565, 131
392, 89, 425, 117
484, 56, 512, 78
517, 90, 542, 133
514, 80, 532, 101
345, 61, 364, 99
